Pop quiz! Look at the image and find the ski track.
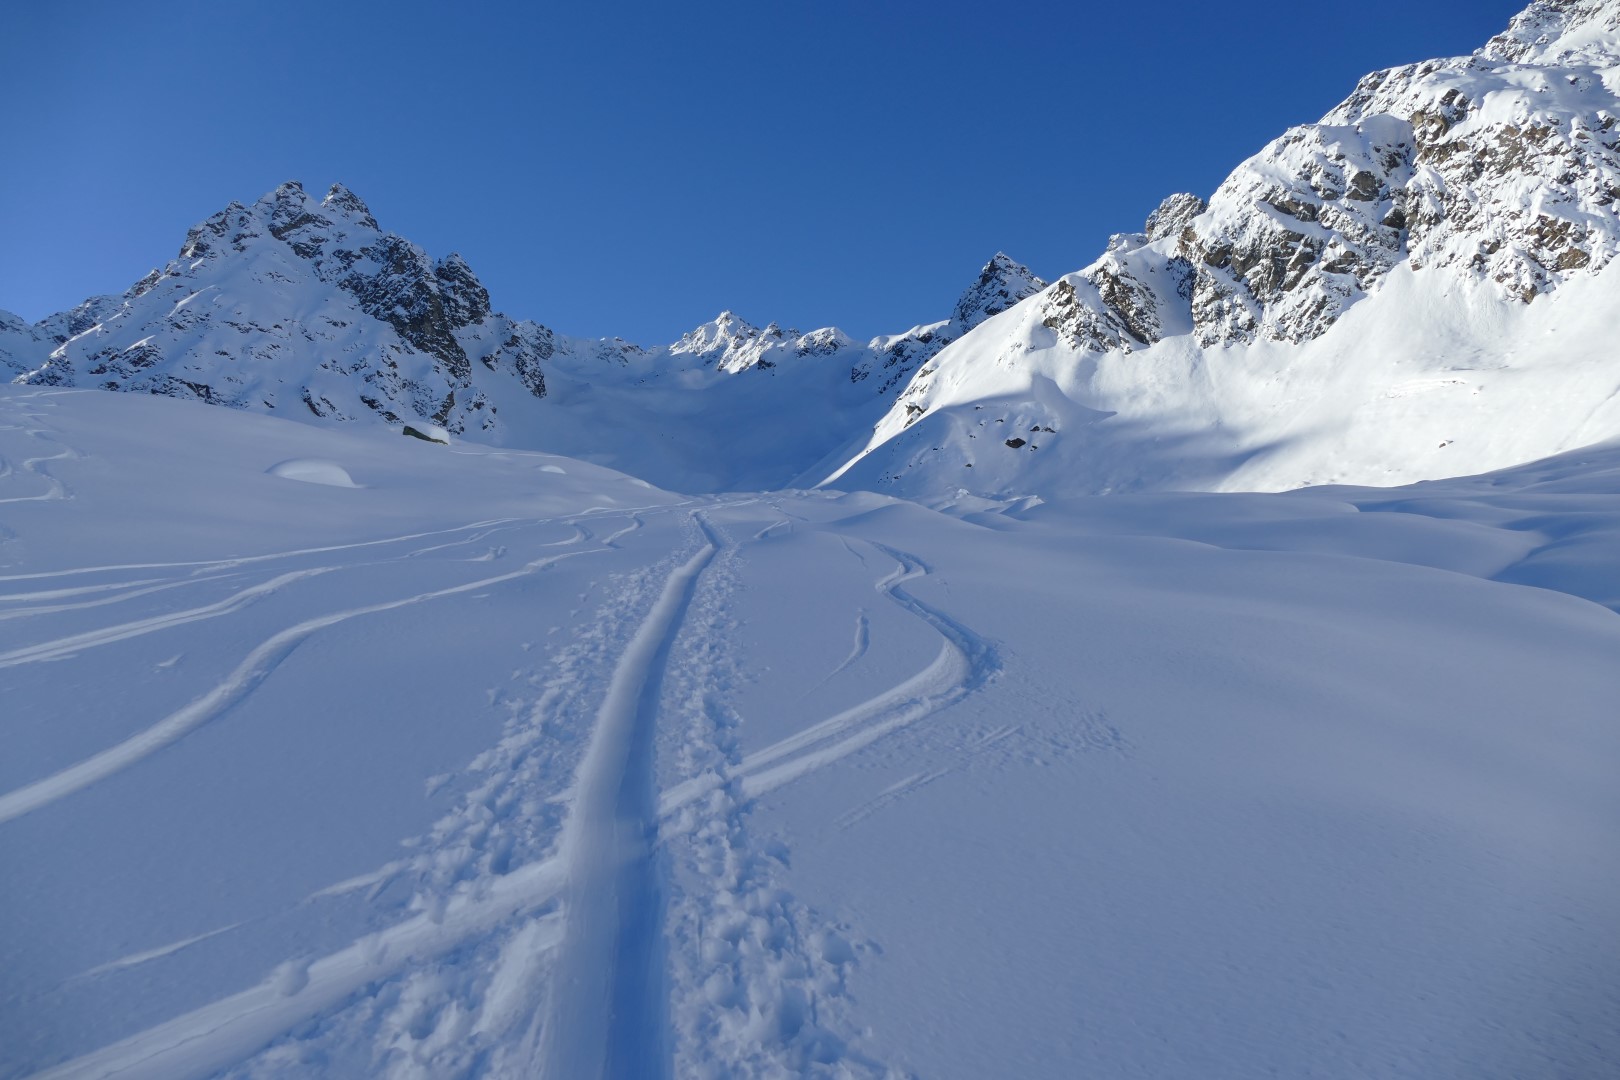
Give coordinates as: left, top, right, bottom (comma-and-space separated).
539, 514, 720, 1080
0, 578, 170, 604
0, 442, 74, 506
0, 518, 530, 584
27, 860, 572, 1080
21, 510, 1005, 1080
657, 519, 897, 1077
660, 537, 1000, 815
835, 726, 1020, 830
0, 576, 246, 622
0, 568, 337, 669
0, 545, 603, 826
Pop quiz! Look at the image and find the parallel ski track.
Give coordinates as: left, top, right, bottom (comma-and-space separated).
0, 499, 729, 827
22, 519, 999, 1080
0, 533, 610, 826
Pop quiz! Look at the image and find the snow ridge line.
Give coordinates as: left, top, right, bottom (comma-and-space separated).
539, 514, 721, 1080
0, 546, 601, 827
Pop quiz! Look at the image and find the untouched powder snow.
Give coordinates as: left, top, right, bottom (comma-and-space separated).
2, 385, 1617, 1079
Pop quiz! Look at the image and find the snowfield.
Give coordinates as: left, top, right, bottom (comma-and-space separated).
2, 384, 1617, 1078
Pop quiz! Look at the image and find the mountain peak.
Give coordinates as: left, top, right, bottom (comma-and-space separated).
670, 310, 761, 360
952, 253, 1047, 330
322, 182, 379, 229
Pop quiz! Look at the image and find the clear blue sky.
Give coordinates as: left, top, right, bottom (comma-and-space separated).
1, 0, 1525, 344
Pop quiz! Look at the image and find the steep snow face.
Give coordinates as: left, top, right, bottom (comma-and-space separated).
833, 0, 1620, 500
15, 182, 557, 435
0, 311, 41, 377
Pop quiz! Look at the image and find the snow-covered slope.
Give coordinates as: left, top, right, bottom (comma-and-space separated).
2, 181, 1043, 492
11, 183, 561, 436
831, 0, 1620, 498
3, 383, 1617, 1079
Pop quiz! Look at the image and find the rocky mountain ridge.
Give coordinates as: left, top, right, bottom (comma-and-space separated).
2, 182, 1043, 453
831, 0, 1620, 500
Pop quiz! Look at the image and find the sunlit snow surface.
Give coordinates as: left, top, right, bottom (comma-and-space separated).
2, 386, 1617, 1079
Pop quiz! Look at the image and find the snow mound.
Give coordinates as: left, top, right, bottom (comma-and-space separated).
266, 459, 360, 488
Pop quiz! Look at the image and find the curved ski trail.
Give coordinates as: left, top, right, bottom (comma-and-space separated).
0, 546, 600, 826
661, 537, 1000, 814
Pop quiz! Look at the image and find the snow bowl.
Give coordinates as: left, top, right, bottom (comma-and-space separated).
266, 458, 361, 488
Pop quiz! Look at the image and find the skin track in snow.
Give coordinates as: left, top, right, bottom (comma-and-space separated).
539, 517, 720, 1080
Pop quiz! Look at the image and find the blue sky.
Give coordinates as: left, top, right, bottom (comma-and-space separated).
2, 0, 1525, 343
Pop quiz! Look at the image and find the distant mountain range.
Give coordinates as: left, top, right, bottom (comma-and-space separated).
7, 0, 1620, 498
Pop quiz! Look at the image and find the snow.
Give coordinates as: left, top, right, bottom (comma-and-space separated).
834, 258, 1620, 499
3, 383, 1617, 1078
5, 4, 1620, 1076
266, 459, 360, 488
